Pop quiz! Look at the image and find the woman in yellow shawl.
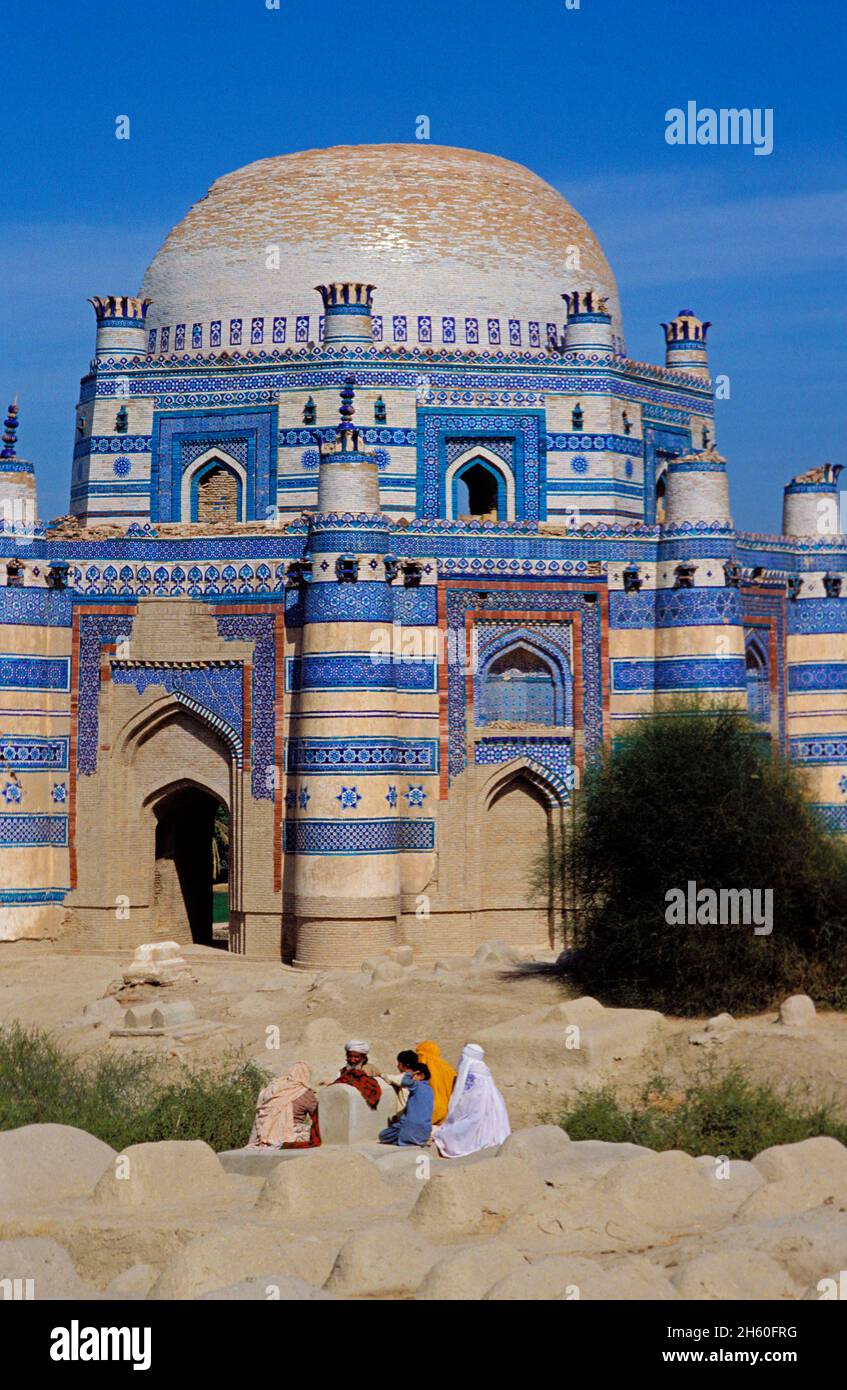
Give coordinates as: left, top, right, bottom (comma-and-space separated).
415, 1040, 457, 1125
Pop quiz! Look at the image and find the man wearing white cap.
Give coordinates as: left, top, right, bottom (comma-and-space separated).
329, 1040, 382, 1109
433, 1043, 511, 1157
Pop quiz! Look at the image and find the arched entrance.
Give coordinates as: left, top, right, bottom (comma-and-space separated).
483, 773, 550, 910
150, 782, 227, 945
179, 449, 247, 524
480, 643, 563, 726
477, 759, 566, 944
109, 693, 241, 950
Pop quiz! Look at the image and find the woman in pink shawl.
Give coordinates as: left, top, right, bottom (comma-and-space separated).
246, 1061, 320, 1149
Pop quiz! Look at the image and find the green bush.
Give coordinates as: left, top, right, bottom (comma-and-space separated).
546, 1068, 847, 1160
0, 1022, 266, 1152
550, 706, 847, 1014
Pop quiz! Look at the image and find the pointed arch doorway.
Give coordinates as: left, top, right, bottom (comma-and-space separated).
113, 693, 242, 950
477, 758, 567, 945
148, 781, 228, 946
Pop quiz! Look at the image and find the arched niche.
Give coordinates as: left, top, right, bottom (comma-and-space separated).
446, 447, 515, 522
745, 629, 770, 725
180, 449, 246, 524
477, 637, 571, 728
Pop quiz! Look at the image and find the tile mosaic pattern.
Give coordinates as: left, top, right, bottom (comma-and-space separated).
285, 653, 438, 693
283, 817, 435, 854
215, 611, 277, 800
611, 657, 747, 693
0, 737, 69, 770
286, 737, 438, 775
0, 655, 71, 692
0, 814, 68, 846
77, 613, 136, 775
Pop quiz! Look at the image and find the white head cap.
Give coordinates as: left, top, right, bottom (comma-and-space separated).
345, 1039, 370, 1055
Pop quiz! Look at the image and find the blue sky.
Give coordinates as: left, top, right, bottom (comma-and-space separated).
1, 0, 845, 530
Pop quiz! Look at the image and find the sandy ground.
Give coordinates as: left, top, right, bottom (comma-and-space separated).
1, 940, 845, 1129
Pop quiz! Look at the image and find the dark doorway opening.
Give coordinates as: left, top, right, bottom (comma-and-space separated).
153, 785, 228, 946
212, 803, 230, 944
455, 460, 502, 520
655, 471, 667, 524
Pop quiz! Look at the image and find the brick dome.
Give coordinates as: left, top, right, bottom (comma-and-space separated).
139, 144, 623, 355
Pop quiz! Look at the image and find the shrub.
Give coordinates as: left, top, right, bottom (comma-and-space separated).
547, 1068, 847, 1160
0, 1022, 266, 1151
549, 706, 847, 1014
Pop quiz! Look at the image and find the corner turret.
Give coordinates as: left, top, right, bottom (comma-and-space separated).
661, 309, 711, 379
783, 462, 843, 537
562, 289, 615, 352
662, 446, 731, 528
88, 295, 152, 360
0, 400, 38, 530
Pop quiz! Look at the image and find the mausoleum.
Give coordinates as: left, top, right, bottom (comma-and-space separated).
1, 144, 844, 964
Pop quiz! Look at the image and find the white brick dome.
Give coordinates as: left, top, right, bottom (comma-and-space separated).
139, 144, 623, 356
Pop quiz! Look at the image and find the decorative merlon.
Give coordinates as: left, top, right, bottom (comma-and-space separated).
88, 295, 152, 322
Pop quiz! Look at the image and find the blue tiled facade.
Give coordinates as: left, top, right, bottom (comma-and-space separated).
3, 140, 846, 962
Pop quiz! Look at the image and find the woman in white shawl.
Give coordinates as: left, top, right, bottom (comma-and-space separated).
433, 1043, 511, 1158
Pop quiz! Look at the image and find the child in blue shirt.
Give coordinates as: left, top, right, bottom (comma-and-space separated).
378, 1062, 434, 1146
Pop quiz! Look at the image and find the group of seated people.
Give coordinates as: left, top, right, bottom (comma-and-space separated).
246, 1037, 511, 1158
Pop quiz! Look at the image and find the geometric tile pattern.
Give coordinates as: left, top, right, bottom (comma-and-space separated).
215, 612, 277, 800
77, 613, 135, 775
789, 736, 847, 764
811, 804, 847, 833
788, 599, 847, 634
0, 814, 68, 846
0, 590, 74, 628
286, 737, 438, 775
610, 587, 741, 629
0, 655, 71, 692
612, 656, 747, 692
0, 737, 69, 771
788, 663, 847, 693
285, 654, 438, 693
546, 432, 642, 455
282, 817, 436, 854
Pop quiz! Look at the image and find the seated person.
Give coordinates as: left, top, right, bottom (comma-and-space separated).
381, 1050, 419, 1119
378, 1062, 434, 1147
433, 1043, 510, 1158
246, 1061, 320, 1149
415, 1040, 457, 1125
330, 1040, 382, 1109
